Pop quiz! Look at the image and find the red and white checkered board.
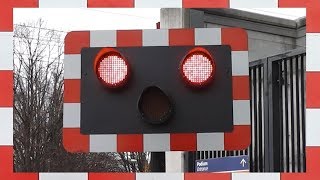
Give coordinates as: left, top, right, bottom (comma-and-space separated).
63, 28, 250, 153
1, 0, 320, 180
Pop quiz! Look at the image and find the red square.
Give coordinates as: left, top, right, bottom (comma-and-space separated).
306, 0, 320, 33
306, 147, 320, 177
185, 173, 231, 180
65, 31, 90, 54
306, 72, 320, 108
170, 133, 197, 151
13, 0, 39, 7
278, 0, 307, 7
0, 71, 13, 107
169, 29, 195, 46
232, 76, 250, 100
281, 174, 306, 180
0, 146, 13, 174
9, 173, 39, 180
0, 0, 13, 31
64, 79, 81, 103
63, 128, 89, 153
89, 173, 135, 180
117, 134, 143, 152
117, 30, 142, 47
222, 28, 248, 51
224, 125, 251, 150
183, 0, 229, 8
88, 0, 134, 7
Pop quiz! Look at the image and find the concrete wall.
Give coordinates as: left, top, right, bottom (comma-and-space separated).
296, 18, 306, 48
160, 8, 306, 62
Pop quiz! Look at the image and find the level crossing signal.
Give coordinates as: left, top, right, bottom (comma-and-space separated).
63, 28, 251, 152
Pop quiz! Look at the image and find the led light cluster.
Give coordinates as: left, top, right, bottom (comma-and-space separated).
95, 47, 215, 88
181, 48, 216, 87
94, 48, 129, 88
97, 55, 128, 85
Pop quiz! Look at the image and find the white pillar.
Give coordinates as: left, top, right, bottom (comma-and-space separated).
165, 151, 184, 172
161, 8, 188, 173
160, 8, 189, 29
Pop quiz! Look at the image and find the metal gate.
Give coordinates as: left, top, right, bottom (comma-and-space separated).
187, 48, 306, 173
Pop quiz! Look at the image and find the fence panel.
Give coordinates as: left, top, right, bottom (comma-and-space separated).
189, 48, 306, 173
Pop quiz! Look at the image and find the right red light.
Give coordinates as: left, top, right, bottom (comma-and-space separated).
181, 48, 216, 87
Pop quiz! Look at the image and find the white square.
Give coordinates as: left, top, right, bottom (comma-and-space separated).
143, 134, 170, 151
232, 51, 249, 76
195, 28, 221, 45
233, 100, 251, 125
63, 103, 81, 128
90, 30, 117, 47
39, 0, 87, 8
0, 108, 13, 145
90, 134, 117, 152
136, 173, 183, 180
232, 173, 280, 180
230, 0, 278, 8
143, 29, 169, 46
135, 0, 182, 8
0, 32, 13, 70
306, 33, 320, 71
197, 133, 224, 150
306, 109, 320, 146
64, 55, 81, 79
39, 173, 88, 180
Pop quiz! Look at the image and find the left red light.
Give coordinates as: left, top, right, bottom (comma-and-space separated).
94, 48, 129, 88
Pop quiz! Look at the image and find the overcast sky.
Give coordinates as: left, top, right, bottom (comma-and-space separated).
14, 8, 161, 32
14, 8, 305, 32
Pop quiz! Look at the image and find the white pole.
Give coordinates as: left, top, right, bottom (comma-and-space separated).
160, 8, 189, 173
165, 151, 185, 172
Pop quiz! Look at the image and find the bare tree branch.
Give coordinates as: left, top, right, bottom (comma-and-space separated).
14, 19, 131, 172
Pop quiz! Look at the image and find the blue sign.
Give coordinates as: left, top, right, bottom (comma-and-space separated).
195, 155, 249, 172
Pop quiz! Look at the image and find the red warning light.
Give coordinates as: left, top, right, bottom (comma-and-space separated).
180, 47, 216, 87
94, 48, 130, 88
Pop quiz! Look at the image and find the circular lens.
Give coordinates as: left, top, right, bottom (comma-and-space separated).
95, 48, 129, 88
138, 86, 173, 125
181, 48, 215, 87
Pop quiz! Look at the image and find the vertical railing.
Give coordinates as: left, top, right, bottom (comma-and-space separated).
190, 48, 306, 173
249, 61, 266, 172
272, 52, 306, 172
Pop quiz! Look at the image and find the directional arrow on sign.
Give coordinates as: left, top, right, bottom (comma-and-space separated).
240, 158, 247, 167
